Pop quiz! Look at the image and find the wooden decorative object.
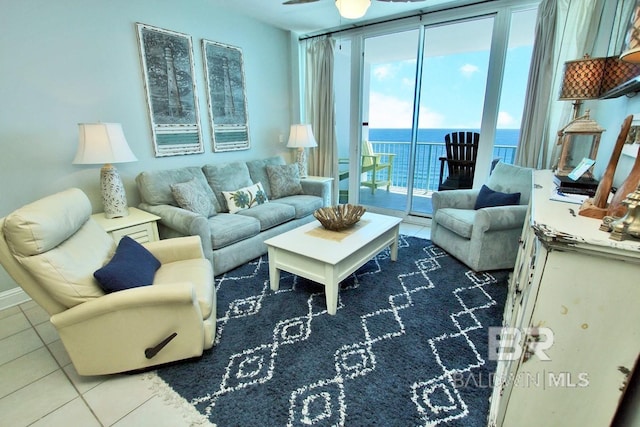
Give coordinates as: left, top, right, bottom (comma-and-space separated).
314, 204, 366, 231
606, 143, 640, 218
579, 115, 633, 219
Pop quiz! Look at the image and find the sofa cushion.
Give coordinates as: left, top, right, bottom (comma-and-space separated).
222, 182, 269, 214
136, 167, 222, 212
273, 195, 323, 219
208, 214, 261, 250
94, 236, 160, 293
474, 185, 521, 210
266, 164, 303, 199
203, 162, 254, 211
170, 178, 217, 217
237, 202, 295, 230
434, 208, 476, 239
246, 156, 286, 199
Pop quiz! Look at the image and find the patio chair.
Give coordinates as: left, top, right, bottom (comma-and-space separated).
438, 132, 480, 191
361, 140, 395, 194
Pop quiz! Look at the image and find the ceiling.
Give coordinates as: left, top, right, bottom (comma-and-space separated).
210, 0, 483, 37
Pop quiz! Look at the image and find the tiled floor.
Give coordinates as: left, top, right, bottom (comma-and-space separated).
0, 223, 430, 426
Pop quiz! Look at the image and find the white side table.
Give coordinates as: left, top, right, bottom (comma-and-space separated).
91, 207, 160, 244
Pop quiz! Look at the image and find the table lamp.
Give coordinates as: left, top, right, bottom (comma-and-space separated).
73, 123, 137, 218
287, 124, 317, 178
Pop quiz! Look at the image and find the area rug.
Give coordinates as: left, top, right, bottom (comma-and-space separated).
155, 235, 509, 426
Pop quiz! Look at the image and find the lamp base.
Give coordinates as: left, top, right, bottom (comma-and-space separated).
101, 164, 129, 218
296, 147, 309, 178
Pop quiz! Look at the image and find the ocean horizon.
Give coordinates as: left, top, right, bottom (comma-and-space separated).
368, 128, 519, 146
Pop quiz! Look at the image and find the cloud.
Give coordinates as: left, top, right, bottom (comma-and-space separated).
460, 63, 479, 78
368, 92, 413, 128
373, 64, 393, 80
368, 92, 445, 128
497, 111, 517, 127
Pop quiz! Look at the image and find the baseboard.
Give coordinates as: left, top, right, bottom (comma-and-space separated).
0, 287, 30, 311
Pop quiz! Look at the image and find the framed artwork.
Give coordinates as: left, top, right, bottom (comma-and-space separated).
136, 23, 203, 156
202, 39, 250, 152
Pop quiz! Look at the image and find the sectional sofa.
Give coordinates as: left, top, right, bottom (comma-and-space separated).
135, 156, 331, 276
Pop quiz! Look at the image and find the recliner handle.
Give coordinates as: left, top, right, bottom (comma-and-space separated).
145, 332, 177, 359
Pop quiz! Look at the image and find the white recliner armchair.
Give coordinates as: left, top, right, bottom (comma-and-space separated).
0, 188, 216, 375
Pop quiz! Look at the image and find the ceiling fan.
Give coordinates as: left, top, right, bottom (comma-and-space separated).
283, 0, 426, 20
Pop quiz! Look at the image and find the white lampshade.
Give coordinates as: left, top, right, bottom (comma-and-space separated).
73, 123, 137, 219
287, 124, 318, 148
73, 123, 137, 165
335, 0, 371, 19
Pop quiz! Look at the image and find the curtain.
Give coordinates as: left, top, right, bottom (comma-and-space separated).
515, 0, 605, 169
514, 0, 557, 168
305, 37, 338, 202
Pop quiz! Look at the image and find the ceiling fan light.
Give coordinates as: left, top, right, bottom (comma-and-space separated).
335, 0, 371, 19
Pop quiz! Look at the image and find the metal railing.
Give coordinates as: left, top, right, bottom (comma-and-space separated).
367, 141, 517, 192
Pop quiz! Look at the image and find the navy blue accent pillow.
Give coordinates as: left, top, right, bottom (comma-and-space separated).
474, 185, 521, 210
94, 236, 160, 293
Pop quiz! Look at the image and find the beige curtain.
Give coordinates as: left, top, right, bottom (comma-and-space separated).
515, 0, 605, 169
514, 0, 557, 168
305, 37, 338, 202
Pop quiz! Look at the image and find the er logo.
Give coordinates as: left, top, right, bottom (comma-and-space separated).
488, 327, 554, 361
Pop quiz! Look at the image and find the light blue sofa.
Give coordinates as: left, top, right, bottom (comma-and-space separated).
136, 156, 331, 275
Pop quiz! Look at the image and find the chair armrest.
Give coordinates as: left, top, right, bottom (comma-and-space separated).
50, 282, 205, 375
474, 205, 528, 233
300, 178, 332, 207
432, 189, 479, 212
51, 282, 199, 328
138, 203, 212, 259
143, 235, 205, 264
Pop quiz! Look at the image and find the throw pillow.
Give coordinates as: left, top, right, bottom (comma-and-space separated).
170, 178, 217, 217
474, 185, 521, 210
266, 164, 303, 199
94, 236, 160, 293
222, 182, 269, 214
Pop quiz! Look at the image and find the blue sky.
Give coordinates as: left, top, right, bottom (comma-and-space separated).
368, 45, 534, 130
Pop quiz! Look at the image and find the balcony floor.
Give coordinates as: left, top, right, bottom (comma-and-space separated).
343, 186, 434, 216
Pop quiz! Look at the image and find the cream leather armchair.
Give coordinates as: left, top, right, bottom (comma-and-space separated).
0, 188, 216, 376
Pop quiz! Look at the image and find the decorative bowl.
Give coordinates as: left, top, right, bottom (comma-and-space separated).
313, 204, 366, 231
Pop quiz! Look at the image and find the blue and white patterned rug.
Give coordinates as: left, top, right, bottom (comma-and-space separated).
155, 235, 508, 426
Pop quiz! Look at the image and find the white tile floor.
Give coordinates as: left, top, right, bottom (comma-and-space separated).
0, 223, 430, 426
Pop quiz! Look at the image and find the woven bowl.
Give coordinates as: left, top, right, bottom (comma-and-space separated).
313, 204, 366, 231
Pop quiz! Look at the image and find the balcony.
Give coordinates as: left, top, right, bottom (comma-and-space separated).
339, 141, 517, 215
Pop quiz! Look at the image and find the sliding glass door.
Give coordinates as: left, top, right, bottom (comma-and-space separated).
330, 3, 538, 218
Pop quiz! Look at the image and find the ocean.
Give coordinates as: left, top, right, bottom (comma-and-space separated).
368, 128, 519, 146
365, 128, 519, 189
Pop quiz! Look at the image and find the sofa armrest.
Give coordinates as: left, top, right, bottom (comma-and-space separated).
474, 204, 528, 233
300, 178, 332, 207
432, 189, 480, 212
143, 235, 205, 264
139, 203, 212, 261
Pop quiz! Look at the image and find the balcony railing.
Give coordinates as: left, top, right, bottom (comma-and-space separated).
367, 141, 517, 193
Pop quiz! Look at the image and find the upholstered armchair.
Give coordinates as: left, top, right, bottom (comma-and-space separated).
0, 188, 216, 376
431, 162, 533, 271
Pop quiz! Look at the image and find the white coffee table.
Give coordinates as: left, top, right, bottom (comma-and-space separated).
264, 212, 402, 315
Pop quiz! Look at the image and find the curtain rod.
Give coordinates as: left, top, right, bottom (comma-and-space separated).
298, 0, 496, 41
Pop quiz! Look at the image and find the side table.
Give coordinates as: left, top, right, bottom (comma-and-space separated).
91, 207, 160, 244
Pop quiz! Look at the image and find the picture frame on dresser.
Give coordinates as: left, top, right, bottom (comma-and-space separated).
136, 22, 204, 157
201, 39, 250, 152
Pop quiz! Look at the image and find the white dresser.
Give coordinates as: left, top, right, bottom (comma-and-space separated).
488, 170, 640, 427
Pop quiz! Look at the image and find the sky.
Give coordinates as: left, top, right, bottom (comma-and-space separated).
367, 42, 534, 130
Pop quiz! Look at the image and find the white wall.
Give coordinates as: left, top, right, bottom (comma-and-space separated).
0, 0, 293, 293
